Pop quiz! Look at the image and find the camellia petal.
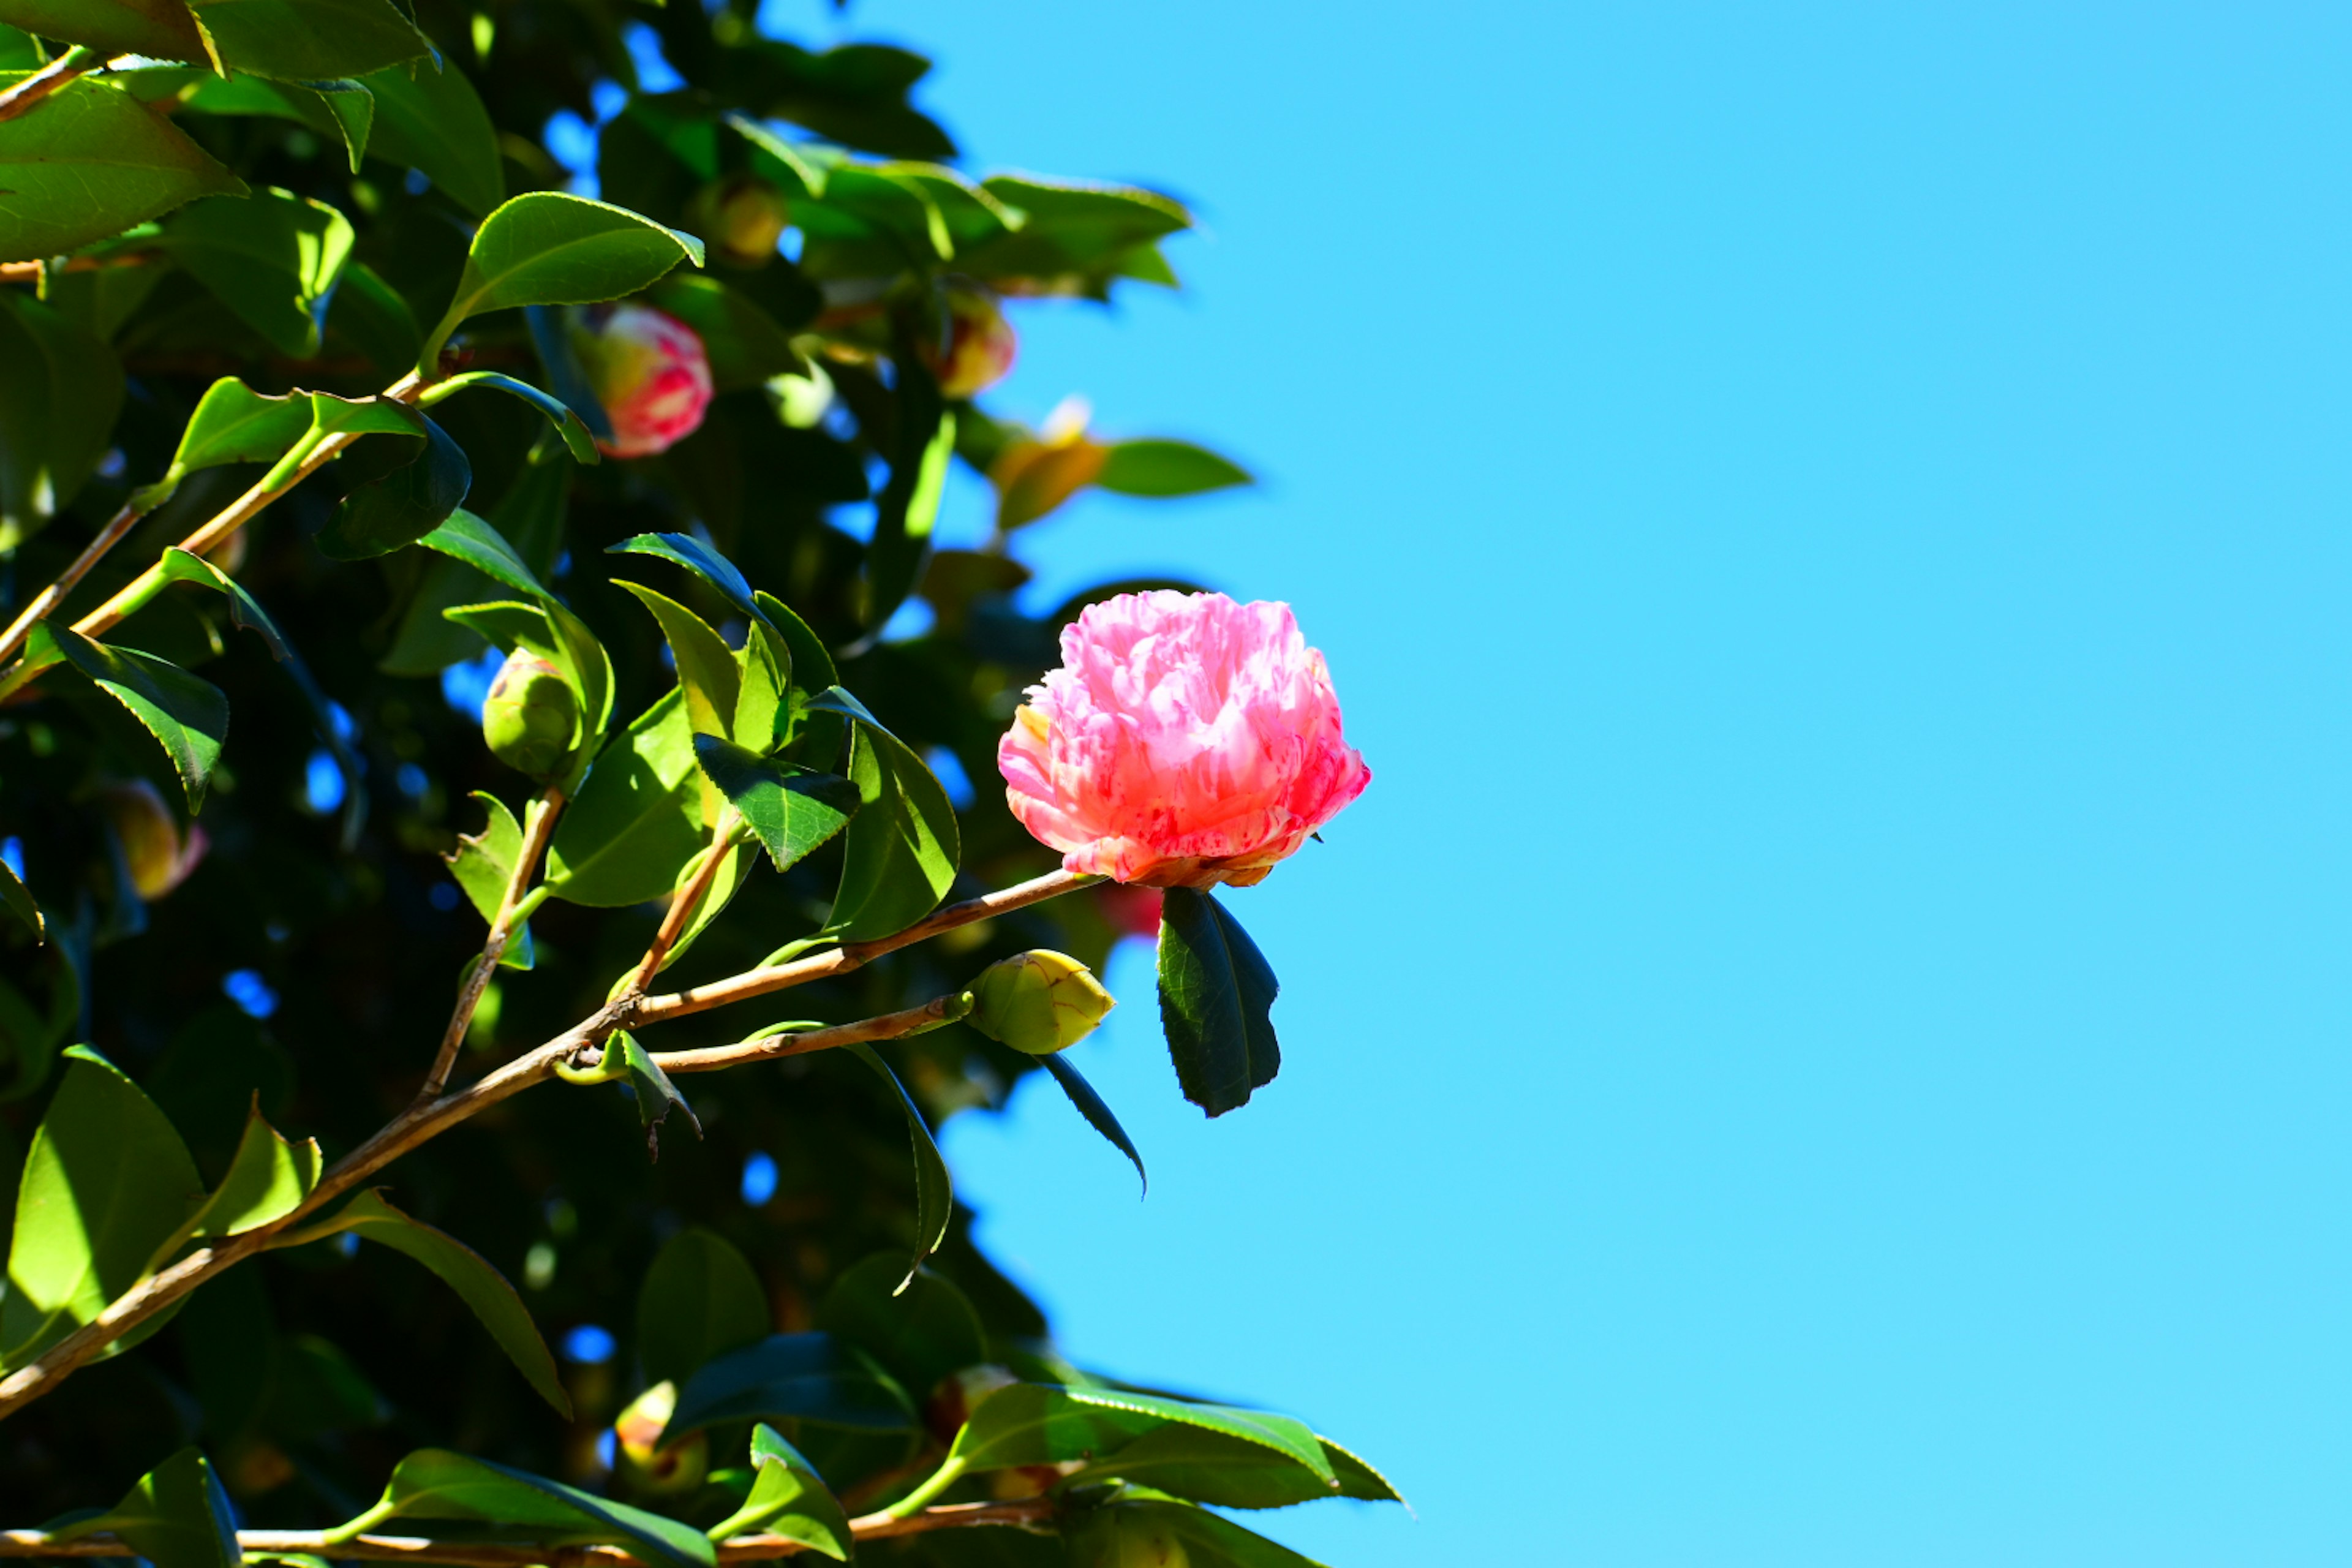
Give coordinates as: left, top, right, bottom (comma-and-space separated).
571, 304, 714, 458
997, 590, 1370, 889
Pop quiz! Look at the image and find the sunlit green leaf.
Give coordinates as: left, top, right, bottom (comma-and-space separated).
705, 1426, 851, 1558
1094, 439, 1253, 498
543, 688, 705, 907
692, 736, 858, 873
360, 58, 503, 217
53, 1447, 240, 1568
177, 1102, 321, 1240
161, 187, 355, 359
329, 1449, 712, 1568
0, 76, 246, 263
445, 791, 533, 970
32, 625, 227, 809
616, 581, 739, 739
950, 1383, 1333, 1487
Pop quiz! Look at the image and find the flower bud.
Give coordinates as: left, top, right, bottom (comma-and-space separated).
923, 1362, 1019, 1446
1072, 1510, 1190, 1568
921, 285, 1017, 400
612, 1380, 709, 1496
965, 950, 1114, 1055
100, 778, 206, 900
571, 304, 714, 458
694, 174, 790, 267
482, 650, 579, 778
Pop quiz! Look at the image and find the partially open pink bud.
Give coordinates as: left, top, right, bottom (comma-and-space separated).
921, 285, 1017, 399
998, 592, 1370, 889
612, 1381, 709, 1496
100, 779, 206, 900
571, 304, 714, 458
694, 175, 790, 267
1098, 884, 1164, 940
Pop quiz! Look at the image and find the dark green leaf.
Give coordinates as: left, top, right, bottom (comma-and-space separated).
692, 736, 858, 873
1041, 1053, 1146, 1196
816, 1254, 986, 1409
0, 858, 41, 943
316, 415, 472, 560
423, 371, 600, 464
646, 273, 806, 393
53, 1447, 239, 1568
612, 1032, 699, 1158
826, 720, 959, 942
161, 187, 354, 359
708, 1426, 851, 1557
188, 0, 431, 83
1156, 888, 1281, 1117
325, 261, 420, 374
726, 40, 955, 160
0, 1, 210, 62
609, 532, 763, 627
0, 75, 245, 263
414, 507, 548, 599
383, 458, 569, 676
543, 688, 705, 907
444, 791, 533, 970
360, 58, 503, 217
615, 581, 739, 737
635, 1225, 769, 1390
309, 1188, 570, 1417
330, 1449, 714, 1568
156, 548, 288, 660
0, 289, 124, 550
1093, 440, 1253, 498
421, 191, 705, 371
173, 74, 372, 172
949, 1384, 1333, 1487
845, 1043, 951, 1291
0, 1045, 203, 1371
34, 625, 227, 809
663, 1331, 916, 1441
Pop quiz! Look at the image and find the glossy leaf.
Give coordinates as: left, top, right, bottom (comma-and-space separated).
1073, 1497, 1330, 1568
826, 718, 959, 942
846, 1043, 951, 1291
1041, 1052, 1147, 1196
949, 1384, 1334, 1488
544, 688, 705, 907
306, 1188, 570, 1416
421, 192, 706, 371
663, 1331, 916, 1440
52, 1447, 239, 1568
414, 507, 548, 599
423, 371, 600, 464
705, 1426, 851, 1558
34, 625, 227, 809
0, 1046, 203, 1372
610, 532, 764, 627
816, 1254, 986, 1409
636, 1225, 770, 1390
331, 1449, 714, 1568
156, 549, 289, 660
1093, 439, 1254, 497
613, 1032, 699, 1158
316, 416, 472, 560
616, 581, 739, 737
0, 858, 41, 943
173, 74, 372, 172
1068, 1425, 1401, 1510
189, 0, 431, 83
755, 589, 836, 690
445, 791, 533, 970
0, 77, 245, 263
692, 736, 858, 873
360, 58, 503, 217
178, 1102, 321, 1241
165, 378, 313, 478
0, 290, 124, 549
1156, 887, 1281, 1117
161, 187, 354, 359
0, 1, 210, 62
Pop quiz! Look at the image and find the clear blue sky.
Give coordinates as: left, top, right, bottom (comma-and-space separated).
772, 4, 2352, 1562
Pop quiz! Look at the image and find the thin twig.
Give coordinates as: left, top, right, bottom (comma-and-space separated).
419, 786, 566, 1102
628, 809, 742, 994
0, 46, 97, 126
652, 992, 970, 1074
633, 867, 1096, 1024
0, 1501, 1058, 1563
0, 502, 145, 668
0, 250, 162, 285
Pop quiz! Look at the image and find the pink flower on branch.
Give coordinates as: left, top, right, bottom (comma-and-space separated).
998, 590, 1370, 889
572, 304, 714, 458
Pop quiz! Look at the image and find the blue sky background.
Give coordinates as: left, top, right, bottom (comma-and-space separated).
756, 4, 2350, 1562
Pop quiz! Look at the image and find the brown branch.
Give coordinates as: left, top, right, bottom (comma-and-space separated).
628, 810, 743, 995
633, 867, 1096, 1025
419, 786, 567, 1102
0, 1501, 1058, 1564
0, 46, 97, 127
652, 992, 970, 1074
0, 503, 145, 668
0, 250, 162, 285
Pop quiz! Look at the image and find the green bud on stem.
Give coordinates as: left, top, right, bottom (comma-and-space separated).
965, 950, 1115, 1055
482, 650, 579, 778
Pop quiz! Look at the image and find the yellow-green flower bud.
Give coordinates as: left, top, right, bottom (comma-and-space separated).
965, 950, 1115, 1055
482, 650, 579, 778
1072, 1510, 1189, 1568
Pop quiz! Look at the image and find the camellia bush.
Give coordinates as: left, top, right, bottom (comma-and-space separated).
0, 4, 1388, 1568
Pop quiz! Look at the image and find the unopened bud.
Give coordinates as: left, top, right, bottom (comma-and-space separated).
100, 778, 206, 900
482, 650, 579, 778
612, 1380, 709, 1495
696, 175, 790, 266
923, 1362, 1019, 1445
1073, 1510, 1189, 1568
965, 950, 1114, 1055
921, 285, 1017, 400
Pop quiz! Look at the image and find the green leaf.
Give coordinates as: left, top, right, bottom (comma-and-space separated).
53, 1447, 239, 1568
692, 736, 858, 873
421, 371, 600, 464
635, 1225, 769, 1390
816, 1254, 986, 1409
421, 191, 705, 372
0, 857, 41, 943
612, 1032, 699, 1158
303, 390, 428, 440
187, 0, 431, 82
0, 1045, 204, 1372
1093, 439, 1254, 498
0, 289, 124, 550
34, 624, 227, 809
383, 458, 569, 676
156, 548, 288, 660
445, 791, 533, 970
0, 1, 211, 62
845, 1043, 951, 1291
609, 532, 764, 627
330, 1449, 715, 1568
1156, 888, 1281, 1118
414, 507, 548, 599
726, 40, 956, 160
949, 1384, 1334, 1489
359, 58, 503, 217
177, 1101, 321, 1240
825, 714, 959, 942
0, 76, 246, 263
616, 581, 739, 739
326, 260, 420, 374
543, 688, 706, 907
316, 415, 472, 560
304, 1188, 570, 1417
160, 187, 355, 359
1040, 1053, 1146, 1196
1067, 1424, 1401, 1510
663, 1331, 916, 1441
646, 273, 807, 393
1072, 1497, 1330, 1568
174, 74, 372, 173
864, 390, 954, 636
164, 378, 313, 478
706, 1426, 852, 1558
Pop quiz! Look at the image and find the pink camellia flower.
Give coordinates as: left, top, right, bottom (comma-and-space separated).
998, 591, 1370, 889
571, 304, 714, 458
